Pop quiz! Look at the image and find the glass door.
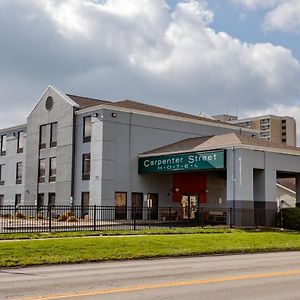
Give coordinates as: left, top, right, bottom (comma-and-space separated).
181, 194, 198, 220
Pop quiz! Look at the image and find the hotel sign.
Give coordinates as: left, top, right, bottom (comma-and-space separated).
139, 150, 225, 174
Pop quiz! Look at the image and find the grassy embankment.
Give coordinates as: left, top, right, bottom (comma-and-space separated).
1, 228, 300, 268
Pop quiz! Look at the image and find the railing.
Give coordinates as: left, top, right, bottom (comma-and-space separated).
0, 205, 279, 233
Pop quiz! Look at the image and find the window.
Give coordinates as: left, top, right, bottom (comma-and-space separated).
147, 193, 159, 220
49, 157, 56, 182
17, 131, 24, 153
83, 116, 91, 143
48, 193, 55, 206
131, 193, 143, 220
82, 153, 91, 180
38, 158, 46, 183
281, 119, 286, 124
81, 192, 90, 218
37, 193, 44, 210
0, 164, 4, 185
1, 135, 6, 156
16, 162, 23, 184
39, 125, 47, 149
0, 194, 3, 206
15, 194, 21, 206
115, 192, 127, 220
50, 123, 57, 147
282, 139, 287, 143
282, 125, 286, 130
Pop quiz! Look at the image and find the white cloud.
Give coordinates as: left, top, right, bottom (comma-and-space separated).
0, 0, 300, 130
263, 0, 300, 33
230, 0, 281, 10
231, 0, 300, 33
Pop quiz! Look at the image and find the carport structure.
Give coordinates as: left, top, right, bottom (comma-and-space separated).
139, 133, 300, 226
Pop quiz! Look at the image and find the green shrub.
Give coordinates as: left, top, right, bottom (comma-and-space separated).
281, 208, 300, 230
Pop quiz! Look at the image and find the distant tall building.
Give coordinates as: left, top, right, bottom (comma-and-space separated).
212, 114, 296, 146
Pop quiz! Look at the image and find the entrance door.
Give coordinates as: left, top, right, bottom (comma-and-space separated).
132, 193, 143, 220
181, 194, 198, 220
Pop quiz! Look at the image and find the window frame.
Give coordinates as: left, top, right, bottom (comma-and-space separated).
17, 131, 24, 154
115, 192, 127, 220
1, 134, 7, 156
16, 162, 23, 185
15, 194, 21, 207
50, 122, 57, 148
49, 157, 57, 182
48, 193, 56, 206
82, 153, 91, 180
38, 158, 46, 183
39, 125, 47, 149
0, 164, 4, 186
83, 116, 92, 143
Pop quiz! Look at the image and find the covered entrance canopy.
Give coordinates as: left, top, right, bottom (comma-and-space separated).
139, 133, 300, 226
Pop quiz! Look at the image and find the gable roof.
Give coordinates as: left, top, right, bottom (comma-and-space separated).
67, 94, 112, 109
140, 132, 300, 157
66, 94, 232, 126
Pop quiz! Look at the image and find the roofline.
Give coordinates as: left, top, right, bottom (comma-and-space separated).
0, 123, 27, 133
139, 144, 300, 158
75, 103, 258, 133
28, 85, 79, 119
232, 114, 295, 123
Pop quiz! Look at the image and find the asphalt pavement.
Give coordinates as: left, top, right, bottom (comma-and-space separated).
1, 251, 300, 299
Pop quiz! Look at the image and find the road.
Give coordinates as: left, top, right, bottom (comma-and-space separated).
1, 252, 300, 299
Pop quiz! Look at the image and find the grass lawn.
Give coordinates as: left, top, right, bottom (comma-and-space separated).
1, 230, 300, 268
0, 227, 233, 240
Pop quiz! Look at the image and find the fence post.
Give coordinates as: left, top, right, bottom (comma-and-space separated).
48, 205, 52, 232
168, 207, 172, 229
201, 206, 204, 228
93, 205, 97, 231
230, 208, 233, 228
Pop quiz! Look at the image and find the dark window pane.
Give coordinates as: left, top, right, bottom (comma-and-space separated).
37, 193, 44, 211
1, 135, 7, 155
115, 192, 127, 220
0, 195, 3, 206
40, 125, 47, 148
83, 116, 91, 143
0, 164, 4, 185
15, 194, 21, 206
17, 131, 24, 153
48, 193, 55, 206
49, 157, 56, 182
50, 123, 57, 147
82, 153, 90, 180
39, 159, 46, 183
81, 192, 90, 218
131, 193, 143, 220
16, 162, 22, 184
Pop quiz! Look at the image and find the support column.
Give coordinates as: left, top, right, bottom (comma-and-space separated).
264, 169, 277, 226
253, 168, 277, 226
226, 149, 254, 226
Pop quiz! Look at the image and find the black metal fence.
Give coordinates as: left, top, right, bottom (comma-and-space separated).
0, 205, 280, 233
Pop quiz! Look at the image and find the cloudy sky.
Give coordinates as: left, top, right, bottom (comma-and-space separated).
1, 0, 300, 137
